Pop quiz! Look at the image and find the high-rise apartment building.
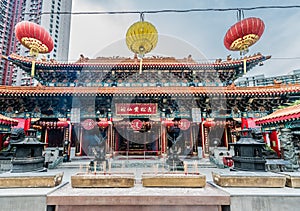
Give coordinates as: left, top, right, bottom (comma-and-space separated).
0, 0, 72, 86
0, 0, 25, 85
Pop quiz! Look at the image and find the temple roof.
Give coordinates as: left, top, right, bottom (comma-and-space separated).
4, 53, 270, 85
0, 83, 299, 97
6, 53, 269, 70
255, 104, 300, 125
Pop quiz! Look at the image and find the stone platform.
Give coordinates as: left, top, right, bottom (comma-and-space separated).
212, 170, 286, 188
279, 172, 300, 188
0, 172, 63, 188
71, 172, 135, 188
211, 182, 300, 211
1, 158, 300, 211
47, 182, 230, 211
142, 172, 206, 187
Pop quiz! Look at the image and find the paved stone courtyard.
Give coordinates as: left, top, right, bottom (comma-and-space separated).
0, 157, 300, 211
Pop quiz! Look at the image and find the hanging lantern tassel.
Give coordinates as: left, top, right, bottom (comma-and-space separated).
139, 57, 143, 74
31, 60, 36, 77
243, 59, 247, 75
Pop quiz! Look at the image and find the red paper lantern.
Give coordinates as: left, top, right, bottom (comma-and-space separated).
15, 21, 54, 55
97, 121, 109, 129
162, 120, 174, 127
57, 121, 69, 128
179, 119, 190, 130
203, 121, 216, 128
81, 119, 95, 130
131, 119, 143, 131
224, 17, 265, 54
3, 140, 10, 148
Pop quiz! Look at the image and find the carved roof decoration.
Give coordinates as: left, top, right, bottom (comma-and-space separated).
5, 53, 270, 71
255, 104, 300, 125
3, 53, 271, 85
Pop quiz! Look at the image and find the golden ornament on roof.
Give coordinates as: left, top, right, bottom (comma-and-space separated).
126, 21, 158, 56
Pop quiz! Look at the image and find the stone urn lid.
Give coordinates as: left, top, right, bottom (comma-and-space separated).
230, 128, 265, 145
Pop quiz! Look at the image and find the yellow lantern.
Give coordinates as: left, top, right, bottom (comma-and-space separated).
126, 21, 158, 56
126, 19, 158, 74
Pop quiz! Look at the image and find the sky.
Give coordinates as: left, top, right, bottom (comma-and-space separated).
69, 0, 300, 78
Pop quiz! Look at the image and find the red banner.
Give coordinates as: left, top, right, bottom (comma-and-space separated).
116, 103, 157, 116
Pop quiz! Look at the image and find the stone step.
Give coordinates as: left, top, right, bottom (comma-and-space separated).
56, 157, 217, 169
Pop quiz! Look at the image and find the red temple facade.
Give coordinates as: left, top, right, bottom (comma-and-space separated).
0, 52, 299, 159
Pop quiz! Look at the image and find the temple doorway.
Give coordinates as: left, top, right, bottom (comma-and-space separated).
48, 129, 64, 147
114, 119, 160, 156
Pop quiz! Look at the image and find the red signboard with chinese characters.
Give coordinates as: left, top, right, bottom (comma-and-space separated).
115, 103, 157, 116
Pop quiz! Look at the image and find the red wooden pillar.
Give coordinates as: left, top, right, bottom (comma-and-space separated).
106, 126, 110, 154
156, 125, 159, 155
224, 125, 228, 148
201, 123, 209, 157
66, 122, 71, 159
115, 127, 118, 152
161, 124, 165, 154
79, 127, 83, 156
44, 128, 48, 148
269, 130, 280, 157
24, 118, 31, 131
241, 117, 257, 129
0, 134, 4, 150
108, 114, 113, 156
262, 132, 271, 146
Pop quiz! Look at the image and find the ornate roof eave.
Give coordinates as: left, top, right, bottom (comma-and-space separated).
256, 104, 300, 125
0, 83, 299, 97
0, 114, 19, 126
4, 53, 270, 72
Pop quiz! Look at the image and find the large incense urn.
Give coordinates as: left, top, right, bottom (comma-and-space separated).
10, 128, 46, 173
230, 128, 266, 171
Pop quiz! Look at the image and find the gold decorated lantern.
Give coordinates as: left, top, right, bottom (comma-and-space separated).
224, 16, 265, 74
15, 21, 54, 77
126, 21, 158, 56
224, 17, 265, 55
126, 15, 158, 73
